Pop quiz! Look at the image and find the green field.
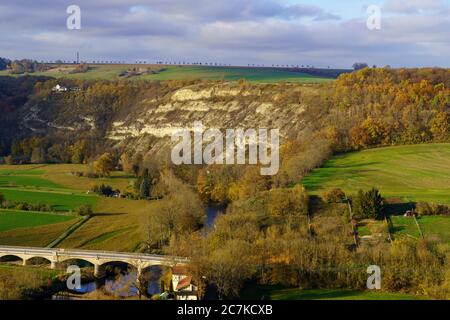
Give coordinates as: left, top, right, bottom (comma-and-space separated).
0, 164, 147, 250
0, 65, 335, 83
302, 144, 450, 205
240, 285, 423, 300
0, 165, 97, 211
391, 215, 450, 243
0, 210, 76, 232
0, 175, 64, 189
0, 189, 96, 211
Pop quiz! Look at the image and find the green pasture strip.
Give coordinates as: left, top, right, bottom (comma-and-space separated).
0, 210, 76, 232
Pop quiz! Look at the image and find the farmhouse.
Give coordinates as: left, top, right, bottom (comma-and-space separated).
52, 84, 82, 93
52, 84, 68, 92
172, 266, 198, 300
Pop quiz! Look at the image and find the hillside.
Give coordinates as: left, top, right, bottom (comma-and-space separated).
0, 80, 319, 158
302, 144, 450, 205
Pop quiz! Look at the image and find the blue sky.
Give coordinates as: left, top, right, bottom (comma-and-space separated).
0, 0, 449, 68
286, 0, 378, 18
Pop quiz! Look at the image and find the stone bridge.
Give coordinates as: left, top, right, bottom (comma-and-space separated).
0, 245, 189, 278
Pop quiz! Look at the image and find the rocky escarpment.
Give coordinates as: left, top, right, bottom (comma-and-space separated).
17, 82, 315, 156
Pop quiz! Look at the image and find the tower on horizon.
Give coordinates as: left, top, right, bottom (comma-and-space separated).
77, 51, 79, 64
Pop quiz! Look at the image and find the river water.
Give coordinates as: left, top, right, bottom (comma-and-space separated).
205, 204, 226, 230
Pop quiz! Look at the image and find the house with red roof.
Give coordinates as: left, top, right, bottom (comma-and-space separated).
172, 266, 198, 300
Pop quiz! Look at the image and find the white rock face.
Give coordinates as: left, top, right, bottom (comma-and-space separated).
171, 88, 213, 101
22, 83, 309, 152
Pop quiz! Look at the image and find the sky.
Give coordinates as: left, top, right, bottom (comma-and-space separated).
0, 0, 449, 68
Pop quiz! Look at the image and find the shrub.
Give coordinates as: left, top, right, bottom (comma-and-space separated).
416, 202, 450, 216
92, 184, 115, 197
15, 203, 28, 211
3, 156, 14, 165
75, 205, 93, 216
352, 188, 384, 220
323, 188, 346, 203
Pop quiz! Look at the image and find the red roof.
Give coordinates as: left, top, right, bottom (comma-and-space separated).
176, 276, 192, 291
172, 266, 188, 275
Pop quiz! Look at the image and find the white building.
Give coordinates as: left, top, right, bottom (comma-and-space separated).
52, 84, 68, 92
172, 266, 198, 300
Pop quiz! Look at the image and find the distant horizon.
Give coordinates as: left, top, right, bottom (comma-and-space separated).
2, 56, 449, 71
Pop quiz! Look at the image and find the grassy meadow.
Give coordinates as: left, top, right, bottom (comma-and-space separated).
391, 215, 450, 244
240, 285, 423, 300
0, 210, 76, 232
0, 164, 146, 250
0, 64, 335, 83
302, 144, 450, 205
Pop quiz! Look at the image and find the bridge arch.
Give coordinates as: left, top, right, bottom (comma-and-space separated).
0, 254, 25, 263
26, 256, 52, 266
58, 257, 97, 267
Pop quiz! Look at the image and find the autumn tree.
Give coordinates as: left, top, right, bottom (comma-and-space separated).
144, 171, 204, 251
204, 239, 255, 299
30, 147, 46, 164
71, 140, 88, 164
267, 185, 309, 217
93, 152, 115, 176
430, 111, 450, 142
351, 116, 388, 148
3, 156, 13, 165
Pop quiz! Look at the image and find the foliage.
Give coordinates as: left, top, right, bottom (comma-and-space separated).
0, 57, 10, 71
323, 188, 346, 203
92, 184, 115, 197
145, 171, 204, 250
416, 202, 450, 216
353, 63, 368, 71
138, 169, 151, 199
267, 185, 309, 216
93, 152, 115, 176
74, 204, 93, 216
69, 63, 90, 74
352, 188, 384, 220
1, 200, 53, 212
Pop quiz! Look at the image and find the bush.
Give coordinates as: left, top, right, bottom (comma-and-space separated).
15, 202, 28, 211
75, 205, 93, 216
352, 188, 384, 220
323, 188, 346, 203
71, 171, 84, 177
92, 184, 116, 197
9, 201, 54, 212
0, 192, 4, 205
3, 156, 14, 165
416, 202, 450, 216
85, 172, 100, 179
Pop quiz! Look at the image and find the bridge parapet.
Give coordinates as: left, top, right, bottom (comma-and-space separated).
0, 245, 189, 277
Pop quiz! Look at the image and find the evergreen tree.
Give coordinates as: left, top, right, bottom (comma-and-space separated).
352, 188, 383, 220
139, 169, 151, 199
